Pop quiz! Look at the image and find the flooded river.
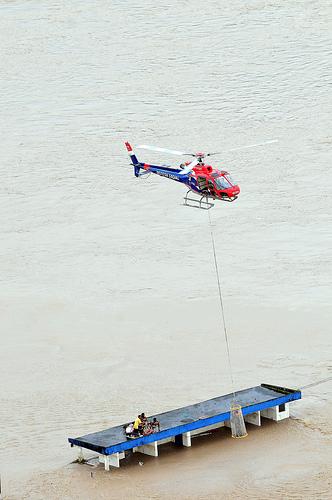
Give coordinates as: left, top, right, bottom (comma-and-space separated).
0, 0, 331, 498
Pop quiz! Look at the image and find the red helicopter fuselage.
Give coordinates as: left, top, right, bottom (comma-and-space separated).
188, 163, 240, 202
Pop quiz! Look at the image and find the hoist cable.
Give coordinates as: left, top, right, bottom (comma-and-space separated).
206, 208, 332, 401
299, 376, 332, 391
208, 209, 235, 399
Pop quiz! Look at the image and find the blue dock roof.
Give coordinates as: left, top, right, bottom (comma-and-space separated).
68, 383, 301, 455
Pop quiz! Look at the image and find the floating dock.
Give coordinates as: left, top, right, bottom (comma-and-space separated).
68, 383, 301, 470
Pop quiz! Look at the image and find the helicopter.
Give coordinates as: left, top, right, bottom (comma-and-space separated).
125, 140, 277, 209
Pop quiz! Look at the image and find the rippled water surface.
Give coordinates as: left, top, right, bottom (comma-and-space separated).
0, 0, 331, 498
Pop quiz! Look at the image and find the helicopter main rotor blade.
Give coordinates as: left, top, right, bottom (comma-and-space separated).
179, 158, 199, 175
207, 139, 278, 156
137, 144, 193, 156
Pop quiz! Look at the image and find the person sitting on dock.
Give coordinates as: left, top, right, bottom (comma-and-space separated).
142, 424, 153, 436
125, 422, 134, 437
151, 417, 160, 432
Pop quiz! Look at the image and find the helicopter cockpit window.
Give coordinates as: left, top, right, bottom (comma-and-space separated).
214, 176, 232, 189
225, 174, 236, 186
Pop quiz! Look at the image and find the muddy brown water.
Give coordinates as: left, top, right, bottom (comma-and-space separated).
0, 0, 331, 498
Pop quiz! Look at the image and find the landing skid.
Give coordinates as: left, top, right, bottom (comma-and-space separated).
183, 191, 214, 210
183, 191, 238, 209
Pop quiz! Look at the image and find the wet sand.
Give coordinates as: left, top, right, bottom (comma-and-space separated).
1, 0, 331, 498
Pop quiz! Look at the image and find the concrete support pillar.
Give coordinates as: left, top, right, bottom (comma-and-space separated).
77, 447, 84, 463
99, 452, 123, 470
108, 453, 120, 468
261, 403, 289, 422
244, 411, 261, 426
133, 441, 158, 457
182, 432, 191, 447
